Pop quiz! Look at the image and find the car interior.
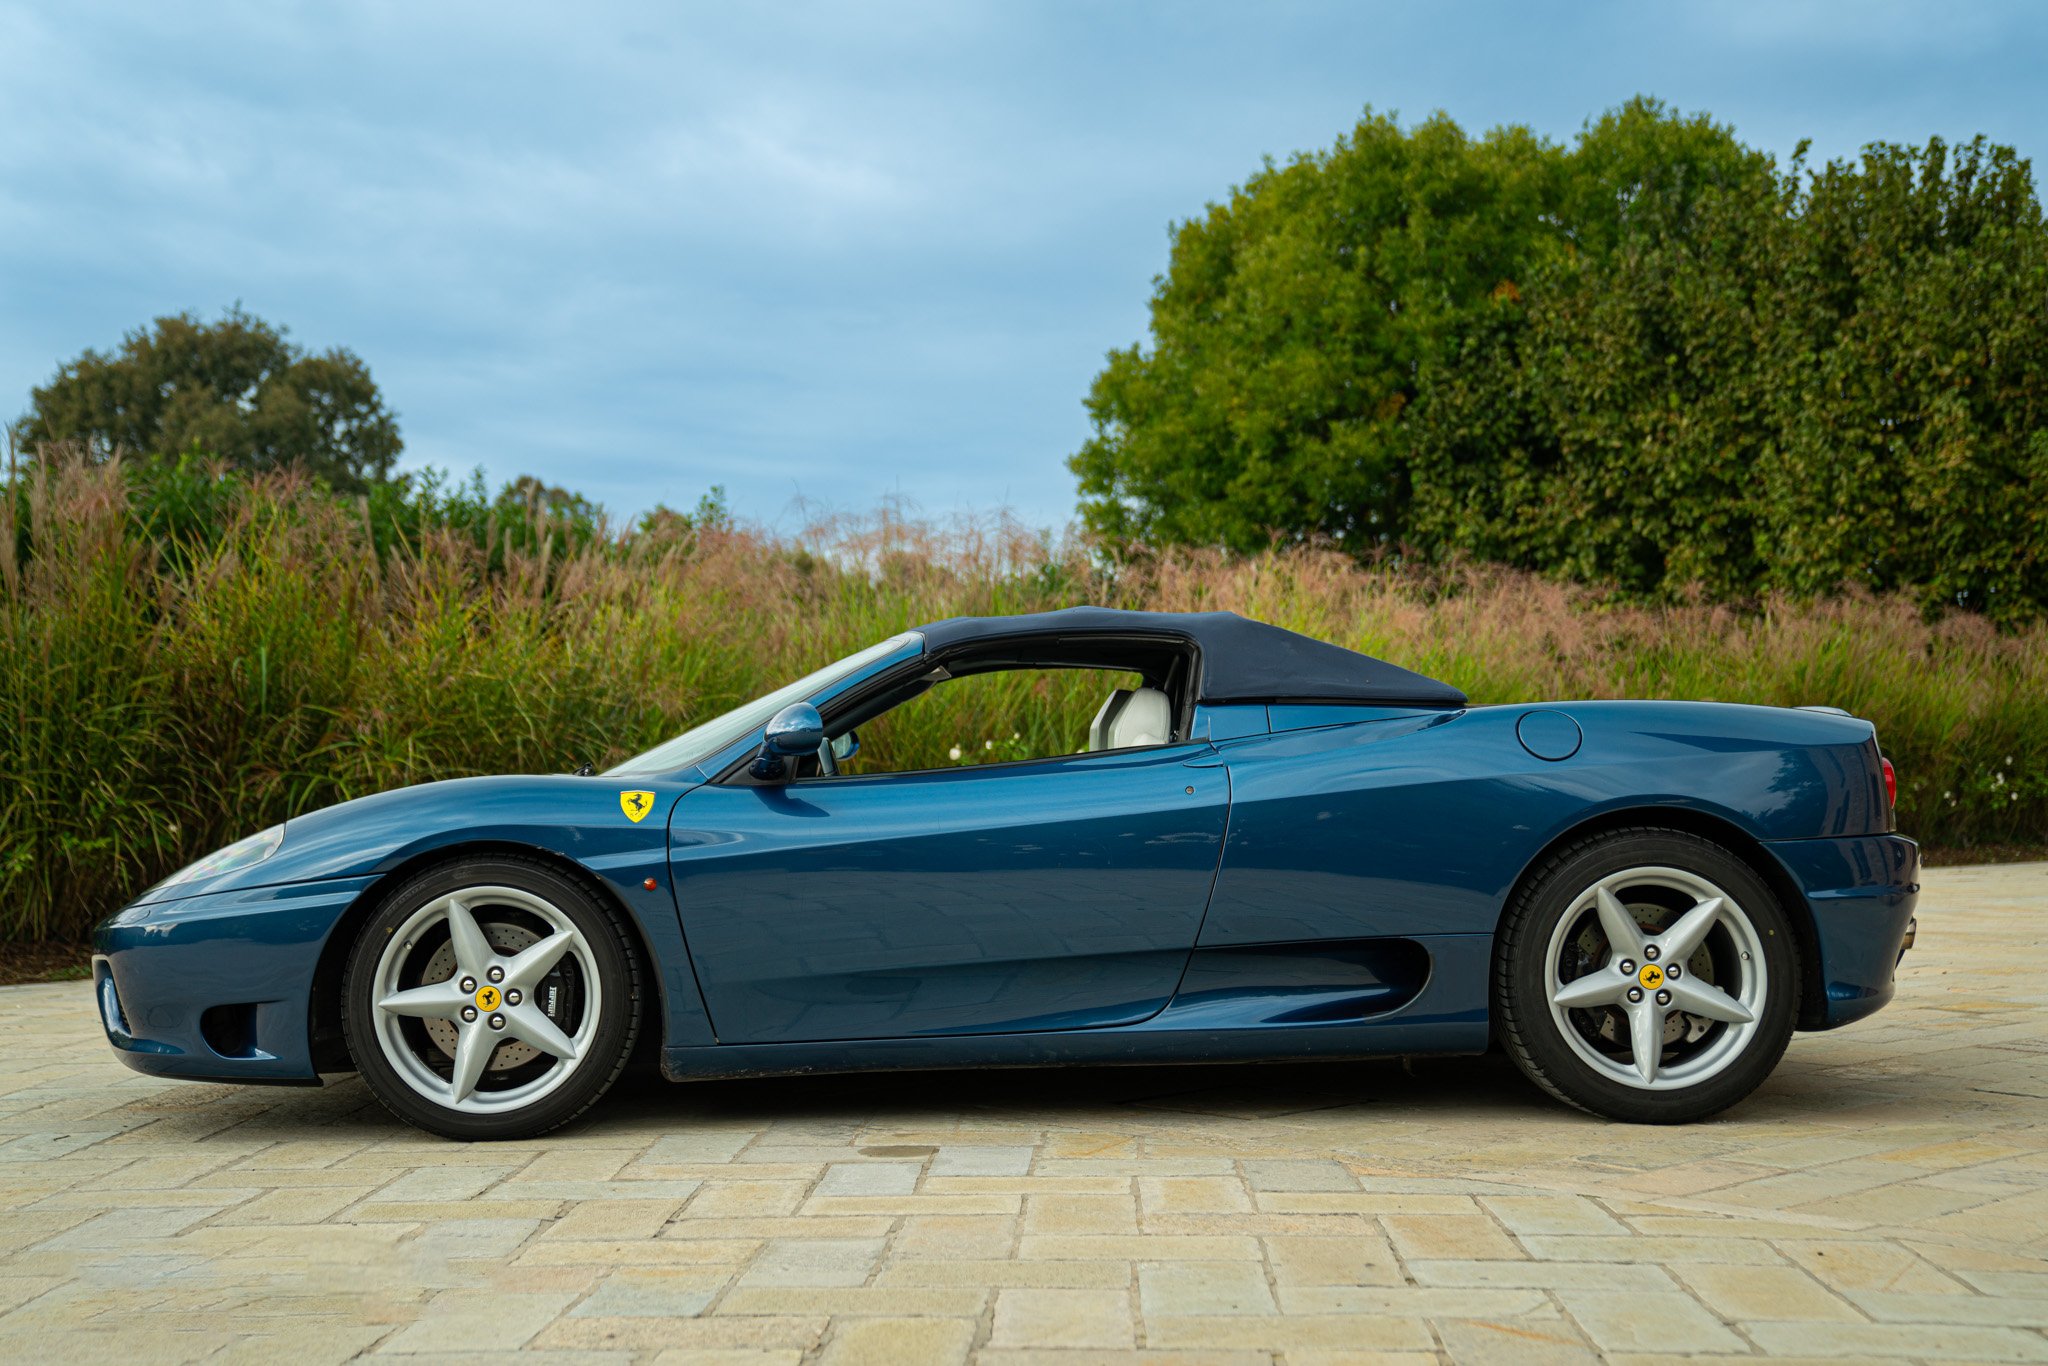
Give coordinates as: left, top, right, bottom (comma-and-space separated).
757, 634, 1200, 781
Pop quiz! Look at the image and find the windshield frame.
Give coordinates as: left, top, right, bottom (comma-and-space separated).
605, 632, 924, 779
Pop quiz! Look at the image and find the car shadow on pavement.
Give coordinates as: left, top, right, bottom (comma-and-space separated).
114, 1041, 1956, 1142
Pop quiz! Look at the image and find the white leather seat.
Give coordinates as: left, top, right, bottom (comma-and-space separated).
1088, 687, 1173, 751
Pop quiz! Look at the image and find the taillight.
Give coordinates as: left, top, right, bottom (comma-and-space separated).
1881, 757, 1896, 808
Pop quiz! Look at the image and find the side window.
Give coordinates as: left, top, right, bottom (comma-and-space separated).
834, 668, 1146, 777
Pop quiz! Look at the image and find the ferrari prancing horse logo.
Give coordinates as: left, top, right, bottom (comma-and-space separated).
1638, 963, 1666, 990
619, 790, 655, 824
474, 984, 501, 1012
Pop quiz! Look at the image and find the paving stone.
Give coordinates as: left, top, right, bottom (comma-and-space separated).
713, 1286, 986, 1317
1139, 1175, 1254, 1215
880, 1258, 1128, 1289
818, 1315, 974, 1364
991, 1286, 1134, 1348
1677, 1261, 1862, 1321
1277, 1284, 1551, 1318
0, 861, 2045, 1358
930, 1144, 1032, 1177
1138, 1260, 1277, 1317
816, 1161, 922, 1196
1240, 1159, 1359, 1192
1023, 1192, 1140, 1235
887, 1213, 1017, 1260
1744, 1319, 2048, 1359
1145, 1312, 1434, 1351
735, 1236, 887, 1288
1264, 1233, 1404, 1287
1554, 1289, 1748, 1354
1481, 1194, 1628, 1236
535, 1314, 825, 1352
1383, 1213, 1525, 1261
683, 1180, 809, 1218
1434, 1316, 1603, 1366
539, 1198, 683, 1240
565, 1269, 728, 1317
376, 1288, 577, 1352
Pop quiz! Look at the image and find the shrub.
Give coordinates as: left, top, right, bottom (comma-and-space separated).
1077, 99, 2048, 621
2, 453, 2040, 943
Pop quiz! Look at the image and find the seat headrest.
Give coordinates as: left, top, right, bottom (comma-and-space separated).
1089, 687, 1173, 751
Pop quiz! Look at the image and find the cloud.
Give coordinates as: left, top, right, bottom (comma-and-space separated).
5, 1, 2046, 528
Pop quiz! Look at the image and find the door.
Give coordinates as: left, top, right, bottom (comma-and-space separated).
667, 746, 1228, 1042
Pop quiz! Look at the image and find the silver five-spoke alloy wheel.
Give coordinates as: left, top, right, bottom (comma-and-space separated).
371, 886, 601, 1114
1543, 866, 1767, 1090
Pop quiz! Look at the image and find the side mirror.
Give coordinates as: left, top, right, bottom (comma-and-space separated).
752, 703, 825, 781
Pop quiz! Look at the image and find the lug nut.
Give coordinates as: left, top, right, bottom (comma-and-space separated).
1627, 987, 1643, 1003
1665, 964, 1681, 979
1618, 959, 1636, 975
487, 965, 505, 983
1656, 989, 1672, 1007
461, 1006, 477, 1022
505, 988, 522, 1006
1644, 945, 1661, 962
459, 976, 477, 994
488, 1014, 506, 1031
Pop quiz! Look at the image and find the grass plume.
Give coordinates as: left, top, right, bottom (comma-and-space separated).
3, 452, 2040, 942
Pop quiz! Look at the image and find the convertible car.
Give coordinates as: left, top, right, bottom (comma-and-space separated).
93, 608, 1918, 1139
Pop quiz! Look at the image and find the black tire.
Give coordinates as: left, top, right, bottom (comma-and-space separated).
341, 855, 643, 1141
1494, 828, 1799, 1124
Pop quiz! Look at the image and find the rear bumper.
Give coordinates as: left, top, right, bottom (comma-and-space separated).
1765, 833, 1920, 1030
92, 876, 373, 1083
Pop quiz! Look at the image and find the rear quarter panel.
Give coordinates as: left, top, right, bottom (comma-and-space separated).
1199, 700, 1885, 946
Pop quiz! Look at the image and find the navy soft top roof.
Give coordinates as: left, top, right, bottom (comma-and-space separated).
914, 607, 1467, 708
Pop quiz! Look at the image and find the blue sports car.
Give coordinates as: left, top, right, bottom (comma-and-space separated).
93, 608, 1919, 1139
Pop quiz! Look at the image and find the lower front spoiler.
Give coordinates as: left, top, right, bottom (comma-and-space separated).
92, 876, 375, 1084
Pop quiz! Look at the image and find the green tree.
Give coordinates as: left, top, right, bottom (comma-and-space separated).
1076, 99, 2048, 620
1070, 110, 1567, 553
1411, 102, 1782, 597
1751, 137, 2048, 618
12, 307, 402, 491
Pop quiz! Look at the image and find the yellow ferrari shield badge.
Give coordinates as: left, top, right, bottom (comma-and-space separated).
619, 790, 655, 824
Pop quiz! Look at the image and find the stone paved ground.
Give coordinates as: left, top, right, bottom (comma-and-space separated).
1, 864, 2045, 1364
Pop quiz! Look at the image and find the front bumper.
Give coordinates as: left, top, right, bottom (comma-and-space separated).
92, 876, 374, 1083
1765, 833, 1920, 1030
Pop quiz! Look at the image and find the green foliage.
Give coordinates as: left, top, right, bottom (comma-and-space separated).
1076, 99, 2048, 621
2, 453, 2041, 943
1072, 111, 1566, 552
12, 307, 402, 492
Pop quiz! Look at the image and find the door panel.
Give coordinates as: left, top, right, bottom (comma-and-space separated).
668, 746, 1228, 1043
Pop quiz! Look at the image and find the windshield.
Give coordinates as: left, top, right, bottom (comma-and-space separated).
606, 633, 921, 777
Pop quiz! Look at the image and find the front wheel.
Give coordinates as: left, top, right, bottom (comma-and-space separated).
1495, 829, 1799, 1124
342, 856, 643, 1140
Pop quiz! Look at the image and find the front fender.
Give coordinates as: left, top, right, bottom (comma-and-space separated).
103, 774, 717, 1078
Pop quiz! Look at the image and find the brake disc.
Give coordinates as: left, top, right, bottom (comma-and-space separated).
420, 921, 541, 1071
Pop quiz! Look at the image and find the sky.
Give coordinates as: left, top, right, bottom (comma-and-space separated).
4, 2, 2046, 533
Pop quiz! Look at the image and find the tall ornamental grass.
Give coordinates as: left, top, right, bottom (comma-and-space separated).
3, 454, 2041, 943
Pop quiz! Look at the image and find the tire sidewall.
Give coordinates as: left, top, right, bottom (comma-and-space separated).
342, 857, 639, 1141
1503, 831, 1798, 1123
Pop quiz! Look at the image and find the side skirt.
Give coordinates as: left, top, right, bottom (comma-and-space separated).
662, 932, 1491, 1083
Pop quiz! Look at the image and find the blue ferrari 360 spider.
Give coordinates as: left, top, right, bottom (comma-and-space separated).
94, 608, 1918, 1139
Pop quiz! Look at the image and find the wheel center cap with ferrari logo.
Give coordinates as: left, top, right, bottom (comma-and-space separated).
474, 984, 502, 1012
1638, 963, 1666, 990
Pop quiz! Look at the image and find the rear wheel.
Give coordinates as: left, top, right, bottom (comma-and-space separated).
342, 856, 642, 1140
1495, 829, 1798, 1123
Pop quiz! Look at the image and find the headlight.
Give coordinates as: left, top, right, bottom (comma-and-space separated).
149, 825, 286, 896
